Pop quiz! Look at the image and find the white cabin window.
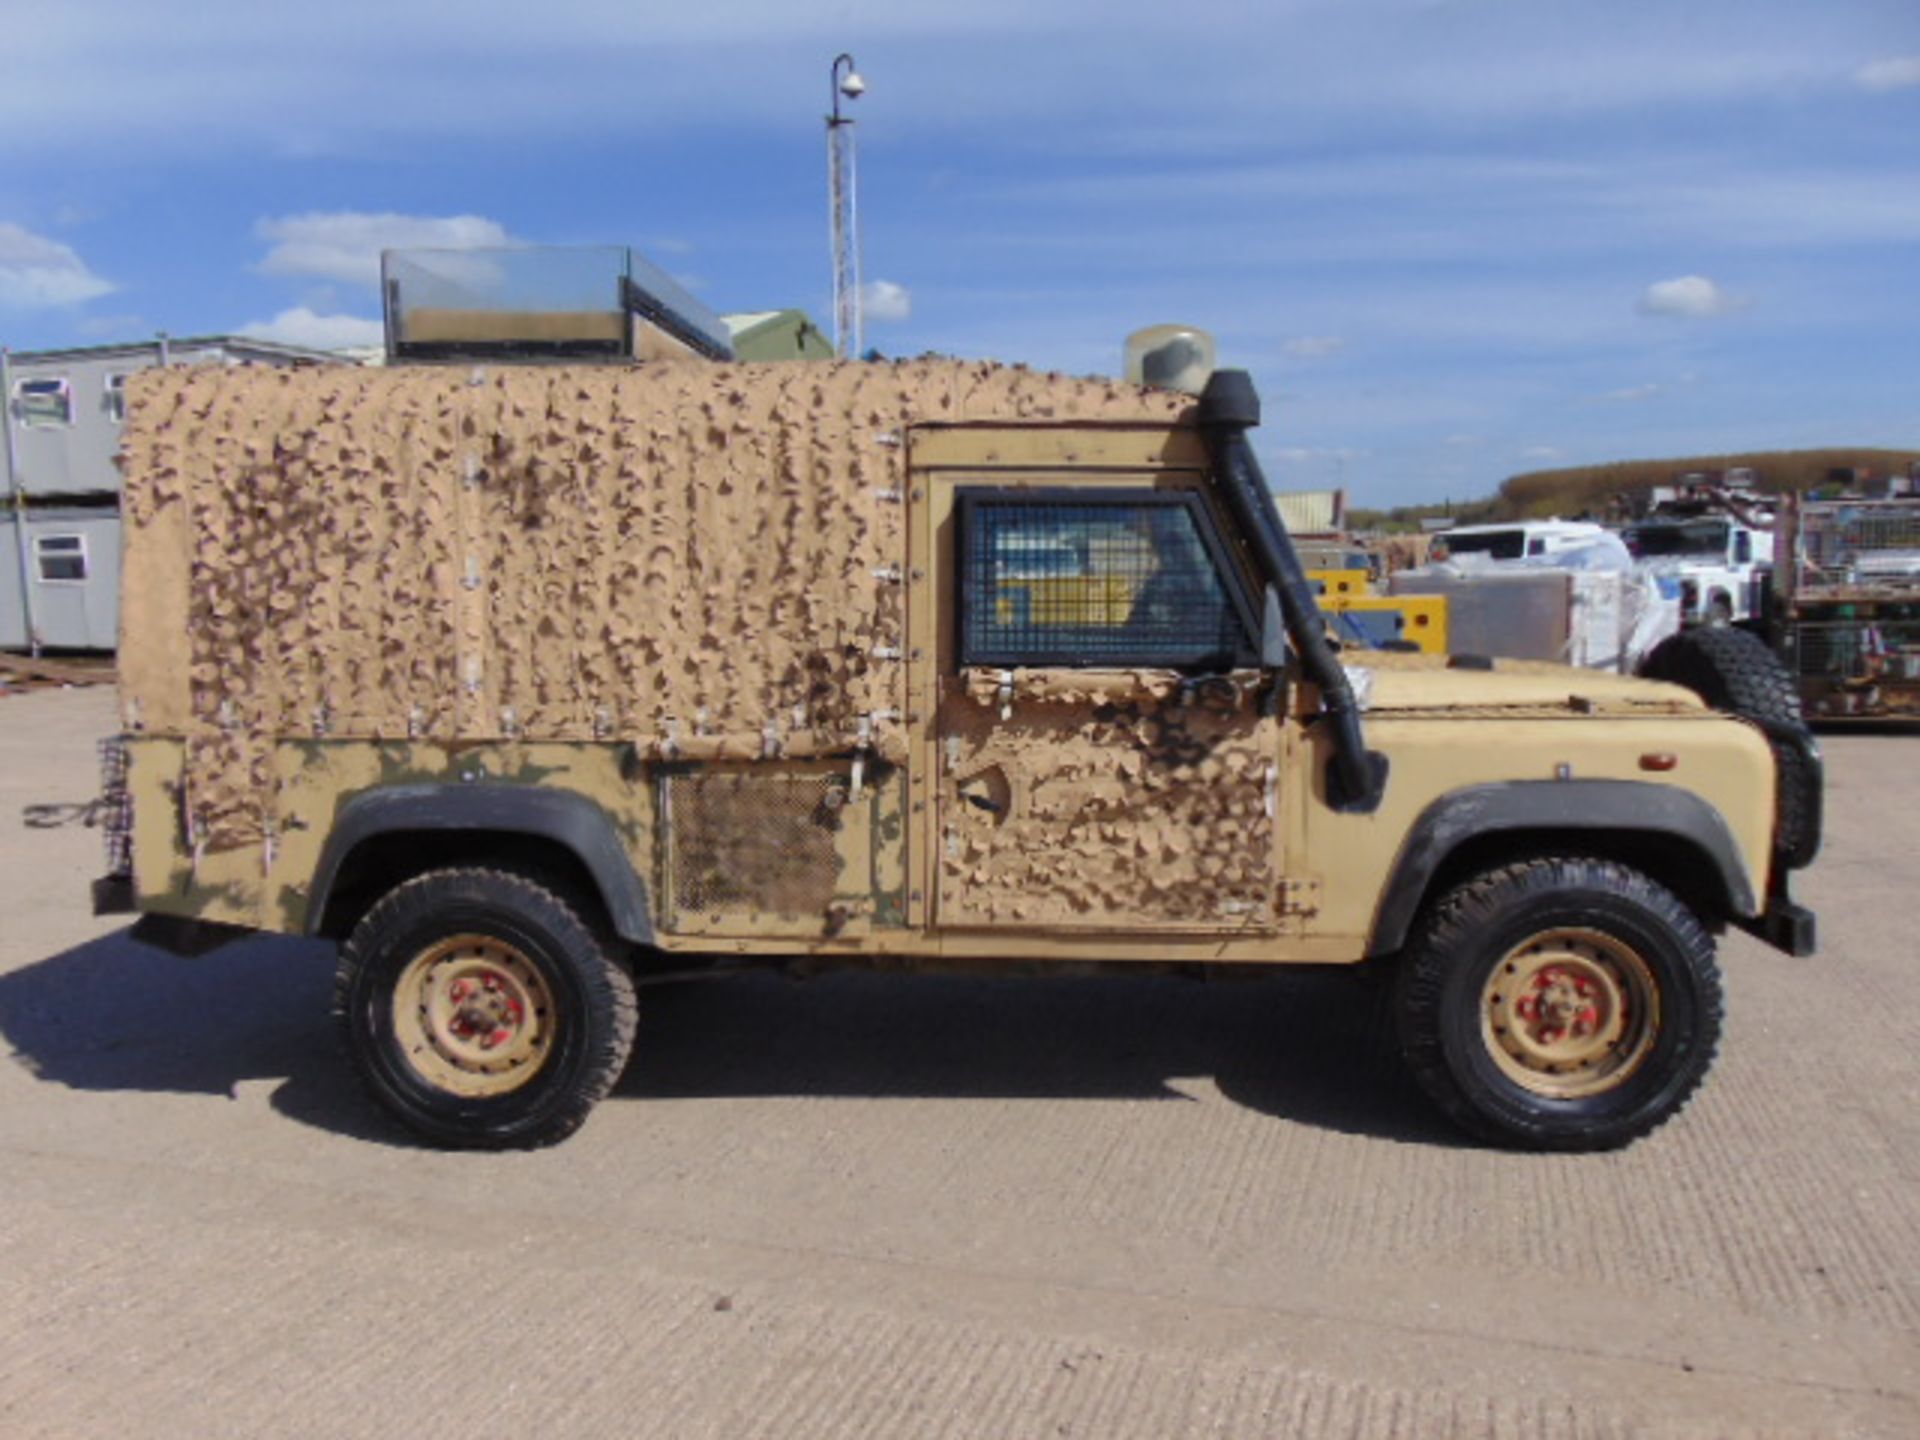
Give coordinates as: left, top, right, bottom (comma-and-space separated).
35, 533, 88, 583
14, 377, 72, 427
106, 373, 130, 422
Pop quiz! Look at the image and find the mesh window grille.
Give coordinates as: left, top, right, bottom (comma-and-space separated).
961, 498, 1250, 668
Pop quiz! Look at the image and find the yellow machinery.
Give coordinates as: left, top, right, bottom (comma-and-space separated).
1309, 568, 1370, 598
1324, 594, 1448, 654
1307, 570, 1447, 653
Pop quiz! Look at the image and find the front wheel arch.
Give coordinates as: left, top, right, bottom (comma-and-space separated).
1366, 781, 1756, 958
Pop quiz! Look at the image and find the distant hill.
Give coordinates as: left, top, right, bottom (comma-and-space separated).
1350, 447, 1919, 532
1498, 448, 1919, 518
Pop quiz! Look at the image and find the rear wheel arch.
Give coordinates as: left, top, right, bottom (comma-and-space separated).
306, 785, 652, 945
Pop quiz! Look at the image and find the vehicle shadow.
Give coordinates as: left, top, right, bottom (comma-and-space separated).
0, 926, 405, 1144
0, 930, 1467, 1149
623, 969, 1464, 1146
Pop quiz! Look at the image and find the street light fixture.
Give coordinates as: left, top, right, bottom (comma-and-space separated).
827, 52, 866, 359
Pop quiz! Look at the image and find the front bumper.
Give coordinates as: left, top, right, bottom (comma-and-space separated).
1738, 885, 1818, 957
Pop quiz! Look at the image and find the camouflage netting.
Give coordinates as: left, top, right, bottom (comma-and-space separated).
941, 672, 1276, 927
118, 359, 1190, 849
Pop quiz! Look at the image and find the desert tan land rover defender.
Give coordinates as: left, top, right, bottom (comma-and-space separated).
94, 360, 1822, 1150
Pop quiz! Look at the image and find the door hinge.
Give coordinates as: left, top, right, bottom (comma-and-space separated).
1277, 876, 1321, 916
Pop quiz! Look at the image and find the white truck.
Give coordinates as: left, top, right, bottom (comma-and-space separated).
1623, 513, 1773, 627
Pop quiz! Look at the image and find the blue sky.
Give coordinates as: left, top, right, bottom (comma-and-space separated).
1, 0, 1915, 506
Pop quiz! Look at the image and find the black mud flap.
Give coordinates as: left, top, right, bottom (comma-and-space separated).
1735, 875, 1817, 958
91, 873, 135, 917
1739, 900, 1817, 958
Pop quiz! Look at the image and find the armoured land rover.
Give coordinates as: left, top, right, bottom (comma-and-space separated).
94, 359, 1822, 1150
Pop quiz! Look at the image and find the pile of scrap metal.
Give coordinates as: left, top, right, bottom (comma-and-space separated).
1774, 491, 1920, 718
1389, 522, 1680, 672
0, 651, 113, 695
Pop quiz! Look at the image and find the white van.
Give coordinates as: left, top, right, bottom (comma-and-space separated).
1430, 519, 1611, 564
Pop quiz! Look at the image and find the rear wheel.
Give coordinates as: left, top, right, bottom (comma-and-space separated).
1396, 858, 1722, 1150
334, 868, 637, 1148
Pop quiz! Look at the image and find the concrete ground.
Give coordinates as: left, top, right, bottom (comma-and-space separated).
1, 686, 1914, 1439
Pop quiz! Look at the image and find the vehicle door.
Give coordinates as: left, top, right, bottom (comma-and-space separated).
918, 465, 1283, 934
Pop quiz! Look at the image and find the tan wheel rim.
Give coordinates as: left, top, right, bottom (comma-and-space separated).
1479, 928, 1659, 1099
391, 934, 557, 1098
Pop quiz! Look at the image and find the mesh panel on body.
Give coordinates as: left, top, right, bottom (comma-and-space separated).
98, 737, 132, 878
666, 771, 841, 917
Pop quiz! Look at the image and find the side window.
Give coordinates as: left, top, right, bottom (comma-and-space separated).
14, 377, 72, 427
106, 373, 129, 423
958, 491, 1253, 669
1526, 537, 1546, 557
1733, 531, 1752, 565
35, 534, 88, 583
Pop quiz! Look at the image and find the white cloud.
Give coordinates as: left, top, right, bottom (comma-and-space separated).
1275, 446, 1368, 464
0, 222, 114, 307
239, 307, 385, 350
1636, 275, 1747, 318
861, 279, 912, 323
1857, 56, 1920, 92
1605, 383, 1663, 402
1283, 335, 1346, 359
1443, 434, 1484, 447
1520, 445, 1563, 461
255, 212, 513, 287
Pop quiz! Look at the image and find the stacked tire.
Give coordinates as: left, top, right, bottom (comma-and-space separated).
1638, 626, 1818, 866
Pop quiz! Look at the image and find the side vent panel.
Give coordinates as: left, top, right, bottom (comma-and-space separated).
661, 768, 856, 933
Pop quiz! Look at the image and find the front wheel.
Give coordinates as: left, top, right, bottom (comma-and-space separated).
334, 868, 638, 1148
1395, 858, 1722, 1151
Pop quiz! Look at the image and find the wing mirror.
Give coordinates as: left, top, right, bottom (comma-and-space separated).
1260, 584, 1288, 670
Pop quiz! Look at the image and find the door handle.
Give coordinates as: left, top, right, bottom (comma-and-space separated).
955, 765, 1012, 821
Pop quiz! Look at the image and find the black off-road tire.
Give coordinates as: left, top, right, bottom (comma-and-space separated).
1395, 858, 1722, 1151
1639, 625, 1815, 861
334, 868, 638, 1149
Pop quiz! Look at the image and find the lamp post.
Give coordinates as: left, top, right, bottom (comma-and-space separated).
826, 52, 867, 360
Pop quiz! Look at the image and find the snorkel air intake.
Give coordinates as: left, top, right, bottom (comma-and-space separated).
1199, 370, 1387, 813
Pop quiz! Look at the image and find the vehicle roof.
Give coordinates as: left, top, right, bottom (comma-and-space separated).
1438, 519, 1607, 537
